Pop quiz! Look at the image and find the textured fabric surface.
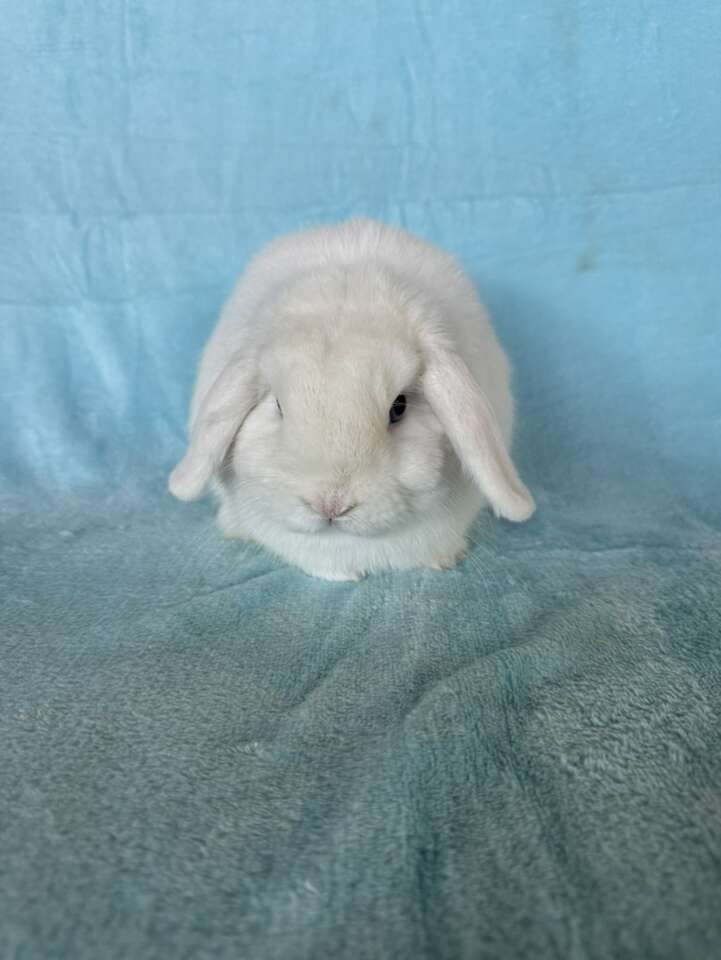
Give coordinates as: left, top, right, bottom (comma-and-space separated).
2, 2, 721, 958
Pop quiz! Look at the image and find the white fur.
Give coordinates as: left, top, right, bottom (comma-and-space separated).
169, 219, 534, 580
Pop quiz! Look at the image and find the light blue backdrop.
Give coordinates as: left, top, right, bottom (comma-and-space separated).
2, 4, 721, 959
1, 2, 719, 514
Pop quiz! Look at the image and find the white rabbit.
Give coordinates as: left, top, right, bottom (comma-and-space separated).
169, 218, 534, 580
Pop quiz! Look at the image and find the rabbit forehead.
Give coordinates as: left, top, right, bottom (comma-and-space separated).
263, 329, 421, 404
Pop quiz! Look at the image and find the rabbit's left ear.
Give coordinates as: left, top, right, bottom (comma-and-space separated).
423, 346, 535, 522
168, 354, 258, 502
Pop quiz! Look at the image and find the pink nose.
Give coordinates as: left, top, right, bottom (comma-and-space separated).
306, 493, 356, 521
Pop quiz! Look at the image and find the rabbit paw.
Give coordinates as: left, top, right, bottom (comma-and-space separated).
428, 548, 465, 571
301, 567, 365, 582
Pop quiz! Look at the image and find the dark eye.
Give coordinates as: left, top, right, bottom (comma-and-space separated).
389, 394, 406, 424
276, 398, 283, 417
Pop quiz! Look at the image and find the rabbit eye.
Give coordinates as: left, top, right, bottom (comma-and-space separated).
389, 394, 406, 424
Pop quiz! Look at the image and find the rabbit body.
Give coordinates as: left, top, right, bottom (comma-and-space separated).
169, 219, 534, 580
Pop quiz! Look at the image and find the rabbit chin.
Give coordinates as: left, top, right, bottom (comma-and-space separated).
215, 474, 483, 580
218, 482, 429, 539
281, 509, 412, 539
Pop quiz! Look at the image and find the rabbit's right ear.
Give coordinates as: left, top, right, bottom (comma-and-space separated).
168, 355, 258, 502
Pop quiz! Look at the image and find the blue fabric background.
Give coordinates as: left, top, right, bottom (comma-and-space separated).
2, 3, 720, 958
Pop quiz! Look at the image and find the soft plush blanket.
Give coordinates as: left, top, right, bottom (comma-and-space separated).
1, 2, 720, 958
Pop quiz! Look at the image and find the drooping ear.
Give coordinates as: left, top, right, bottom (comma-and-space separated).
423, 347, 535, 522
168, 355, 258, 502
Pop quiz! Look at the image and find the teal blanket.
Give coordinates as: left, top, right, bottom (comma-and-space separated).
2, 2, 720, 958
